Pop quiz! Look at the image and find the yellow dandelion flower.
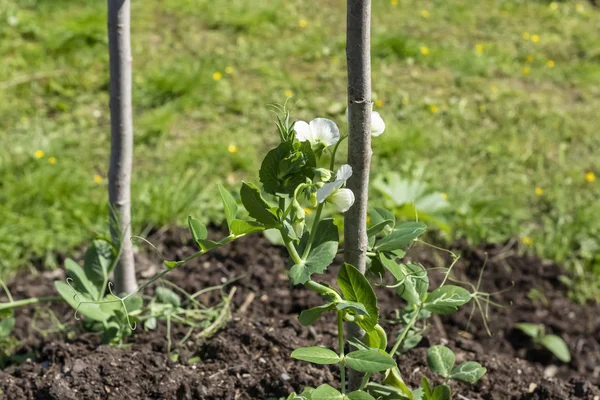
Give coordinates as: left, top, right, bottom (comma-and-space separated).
585, 171, 596, 182
225, 66, 234, 74
375, 99, 384, 107
421, 10, 430, 18
550, 2, 558, 10
475, 44, 484, 54
93, 174, 103, 184
491, 85, 499, 93
303, 207, 312, 215
441, 192, 449, 201
429, 105, 439, 113
522, 66, 531, 75
522, 236, 533, 246
402, 97, 409, 105
526, 55, 534, 63
546, 60, 555, 68
34, 150, 44, 159
285, 89, 293, 98
391, 0, 398, 5
48, 157, 57, 165
212, 71, 222, 81
531, 34, 540, 43
298, 19, 308, 28
420, 46, 430, 55
366, 215, 372, 223
576, 3, 584, 12
522, 32, 530, 41
535, 187, 543, 196
228, 144, 238, 153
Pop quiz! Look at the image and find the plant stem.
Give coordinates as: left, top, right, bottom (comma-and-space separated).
0, 296, 63, 311
390, 306, 422, 355
329, 135, 348, 171
338, 311, 346, 394
301, 202, 324, 259
359, 373, 372, 391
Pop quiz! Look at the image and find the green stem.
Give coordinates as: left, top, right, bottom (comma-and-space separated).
359, 373, 372, 391
0, 296, 63, 311
329, 135, 348, 171
390, 305, 422, 355
301, 202, 324, 259
338, 311, 346, 394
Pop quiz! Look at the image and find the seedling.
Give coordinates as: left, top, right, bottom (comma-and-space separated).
514, 322, 571, 363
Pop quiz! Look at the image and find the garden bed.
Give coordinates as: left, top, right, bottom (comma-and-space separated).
1, 229, 598, 399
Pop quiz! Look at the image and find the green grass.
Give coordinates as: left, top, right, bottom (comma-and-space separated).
1, 0, 599, 300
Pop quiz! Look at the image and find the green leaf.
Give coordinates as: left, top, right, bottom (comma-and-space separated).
230, 219, 265, 236
188, 216, 208, 243
289, 245, 336, 284
421, 376, 432, 398
144, 317, 157, 330
83, 240, 114, 285
382, 367, 414, 399
378, 253, 404, 281
311, 384, 343, 400
345, 349, 396, 373
335, 300, 369, 317
370, 207, 396, 229
299, 303, 336, 326
65, 258, 99, 300
396, 263, 429, 305
347, 391, 376, 400
424, 285, 471, 314
0, 317, 15, 337
431, 384, 451, 400
155, 287, 181, 307
367, 220, 394, 238
540, 334, 571, 362
54, 281, 111, 322
260, 141, 316, 196
450, 361, 487, 384
218, 184, 238, 228
164, 260, 183, 269
99, 294, 125, 315
124, 294, 143, 312
291, 346, 340, 365
427, 345, 455, 378
375, 222, 427, 252
240, 182, 279, 226
514, 322, 542, 338
337, 263, 378, 332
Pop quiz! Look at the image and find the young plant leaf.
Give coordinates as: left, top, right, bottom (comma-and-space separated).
290, 225, 339, 285
382, 367, 414, 399
188, 216, 208, 242
397, 263, 429, 305
230, 219, 265, 236
375, 222, 427, 252
65, 258, 99, 300
431, 384, 451, 400
83, 240, 114, 286
347, 391, 376, 400
0, 317, 15, 337
311, 384, 343, 400
337, 263, 379, 332
240, 182, 279, 226
345, 349, 396, 373
144, 317, 157, 330
298, 303, 336, 326
54, 281, 111, 322
155, 287, 181, 307
540, 334, 571, 363
218, 183, 238, 228
291, 346, 340, 365
450, 361, 487, 384
370, 207, 396, 228
367, 219, 394, 238
427, 345, 455, 378
514, 322, 542, 338
424, 285, 471, 314
335, 300, 369, 317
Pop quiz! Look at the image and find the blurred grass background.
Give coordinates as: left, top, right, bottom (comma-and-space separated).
1, 0, 599, 300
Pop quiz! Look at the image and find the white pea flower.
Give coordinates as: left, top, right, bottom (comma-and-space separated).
294, 118, 340, 147
345, 104, 386, 137
317, 164, 355, 212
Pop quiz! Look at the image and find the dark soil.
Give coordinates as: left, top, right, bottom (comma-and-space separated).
1, 229, 599, 399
